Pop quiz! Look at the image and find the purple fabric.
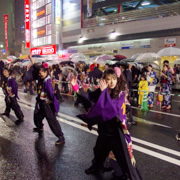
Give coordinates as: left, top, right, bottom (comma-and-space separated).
44, 78, 60, 113
7, 77, 19, 99
78, 88, 132, 144
86, 88, 126, 123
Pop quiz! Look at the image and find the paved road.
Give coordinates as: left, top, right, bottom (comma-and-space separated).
0, 89, 180, 180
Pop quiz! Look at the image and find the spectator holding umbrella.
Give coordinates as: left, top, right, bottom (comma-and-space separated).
138, 74, 148, 107
163, 60, 174, 74
160, 65, 172, 110
146, 65, 157, 108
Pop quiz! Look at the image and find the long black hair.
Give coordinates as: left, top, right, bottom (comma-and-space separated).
2, 67, 12, 76
103, 68, 127, 99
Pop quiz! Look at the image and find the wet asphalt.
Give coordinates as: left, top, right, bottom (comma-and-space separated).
0, 89, 180, 180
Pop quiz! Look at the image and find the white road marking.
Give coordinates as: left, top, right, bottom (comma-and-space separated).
172, 100, 180, 103
132, 106, 180, 118
133, 117, 172, 128
57, 117, 180, 167
1, 92, 180, 165
3, 90, 180, 118
18, 102, 180, 165
59, 112, 180, 158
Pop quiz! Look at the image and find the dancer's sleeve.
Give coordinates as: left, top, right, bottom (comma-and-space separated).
10, 78, 18, 99
45, 79, 59, 113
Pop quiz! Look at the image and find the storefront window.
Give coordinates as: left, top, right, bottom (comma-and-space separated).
46, 24, 52, 35
46, 14, 51, 24
46, 35, 52, 44
46, 3, 51, 15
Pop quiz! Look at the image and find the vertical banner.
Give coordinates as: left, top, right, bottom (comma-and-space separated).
25, 0, 30, 48
3, 15, 8, 52
55, 0, 61, 24
87, 0, 92, 17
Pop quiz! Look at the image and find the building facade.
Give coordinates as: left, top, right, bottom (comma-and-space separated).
29, 0, 62, 57
0, 0, 15, 57
14, 0, 27, 56
62, 0, 180, 60
27, 0, 180, 59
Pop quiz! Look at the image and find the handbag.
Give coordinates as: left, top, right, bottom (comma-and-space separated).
157, 93, 163, 102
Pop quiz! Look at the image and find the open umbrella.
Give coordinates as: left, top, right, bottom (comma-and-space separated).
135, 53, 161, 63
62, 66, 77, 76
173, 60, 180, 64
22, 60, 31, 66
33, 57, 45, 63
7, 56, 17, 61
157, 47, 180, 57
1, 59, 10, 64
71, 56, 90, 64
141, 62, 160, 71
14, 62, 22, 67
12, 59, 24, 64
60, 61, 74, 66
45, 60, 61, 66
70, 53, 86, 59
113, 55, 127, 61
19, 55, 28, 59
32, 55, 42, 58
94, 54, 115, 64
106, 60, 118, 65
131, 53, 142, 60
121, 58, 135, 62
115, 61, 129, 68
88, 67, 103, 79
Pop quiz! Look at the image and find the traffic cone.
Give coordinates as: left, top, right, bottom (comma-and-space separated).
141, 92, 149, 111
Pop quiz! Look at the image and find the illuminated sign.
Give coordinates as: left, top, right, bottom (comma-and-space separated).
37, 10, 45, 17
37, 26, 46, 38
3, 15, 8, 51
36, 6, 46, 20
25, 0, 30, 48
31, 45, 56, 55
164, 38, 176, 47
56, 0, 61, 24
37, 29, 46, 36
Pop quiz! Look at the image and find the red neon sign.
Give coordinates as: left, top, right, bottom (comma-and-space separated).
31, 45, 57, 55
25, 0, 30, 48
3, 15, 8, 52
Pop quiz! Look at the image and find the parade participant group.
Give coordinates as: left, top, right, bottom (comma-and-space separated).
0, 54, 179, 180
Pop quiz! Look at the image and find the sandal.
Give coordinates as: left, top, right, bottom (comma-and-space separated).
166, 105, 171, 110
149, 104, 153, 108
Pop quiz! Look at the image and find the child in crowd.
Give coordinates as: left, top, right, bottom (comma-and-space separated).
138, 74, 148, 107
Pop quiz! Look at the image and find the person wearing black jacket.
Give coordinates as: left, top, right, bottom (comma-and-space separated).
52, 65, 63, 102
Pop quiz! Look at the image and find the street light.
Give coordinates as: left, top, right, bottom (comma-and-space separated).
78, 36, 87, 44
109, 31, 120, 39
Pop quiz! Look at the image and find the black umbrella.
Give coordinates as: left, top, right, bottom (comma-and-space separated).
22, 64, 40, 83
60, 61, 74, 66
121, 58, 135, 62
88, 67, 103, 79
115, 61, 129, 69
12, 59, 24, 64
32, 55, 42, 58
